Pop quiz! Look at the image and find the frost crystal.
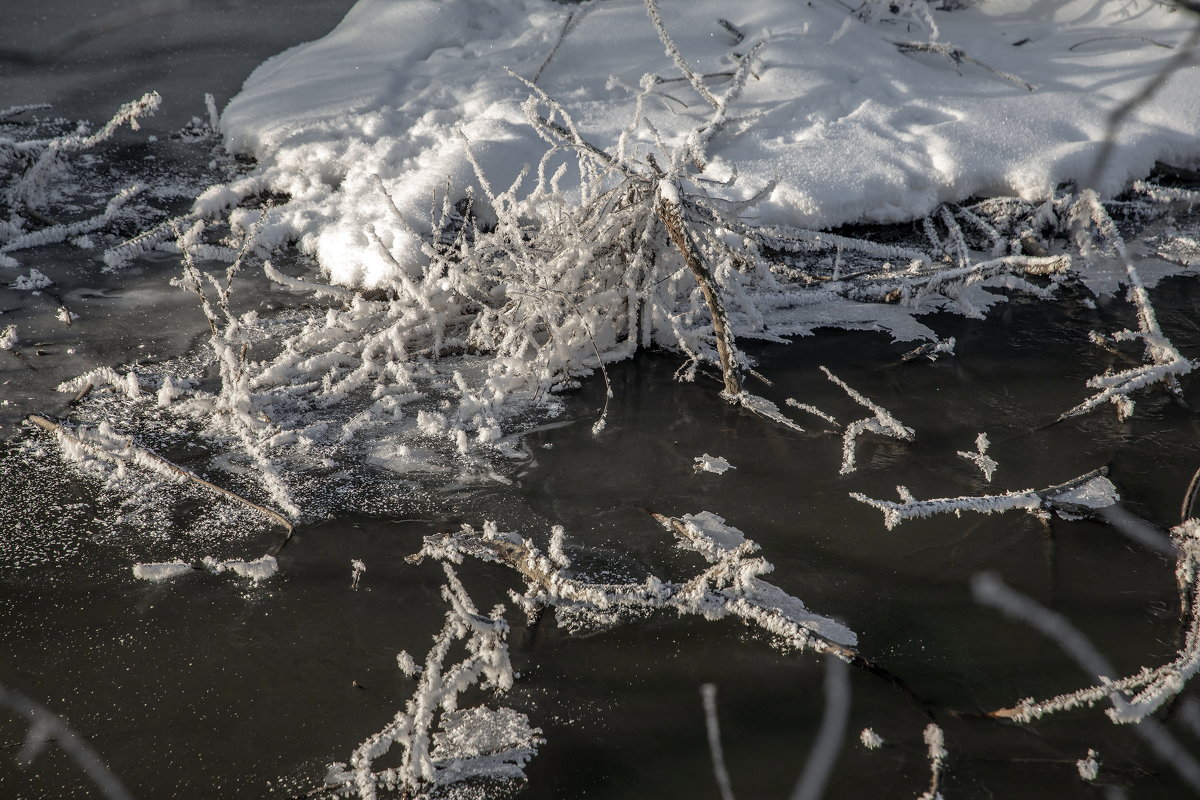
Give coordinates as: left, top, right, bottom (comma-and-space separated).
1076, 749, 1100, 781
859, 727, 884, 750
957, 432, 998, 482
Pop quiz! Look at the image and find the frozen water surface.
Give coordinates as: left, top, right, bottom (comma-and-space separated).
3, 1, 1200, 799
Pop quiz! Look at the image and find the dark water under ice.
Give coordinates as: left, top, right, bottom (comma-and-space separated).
3, 4, 1200, 800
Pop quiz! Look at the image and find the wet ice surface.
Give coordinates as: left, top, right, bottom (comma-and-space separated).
5, 278, 1200, 799
4, 3, 1200, 800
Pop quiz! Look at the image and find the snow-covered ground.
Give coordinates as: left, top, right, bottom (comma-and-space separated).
218, 0, 1200, 287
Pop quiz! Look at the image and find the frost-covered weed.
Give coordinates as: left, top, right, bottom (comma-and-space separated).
974, 523, 1200, 725
820, 366, 914, 475
1060, 190, 1197, 421
851, 469, 1118, 530
323, 564, 540, 799
0, 95, 162, 269
972, 561, 1200, 791
409, 511, 857, 655
956, 433, 997, 482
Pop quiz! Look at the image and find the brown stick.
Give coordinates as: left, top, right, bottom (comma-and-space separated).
656, 196, 742, 398
26, 414, 294, 549
1182, 465, 1200, 524
69, 382, 94, 406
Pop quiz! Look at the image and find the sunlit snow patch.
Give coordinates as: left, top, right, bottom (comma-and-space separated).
219, 0, 1200, 290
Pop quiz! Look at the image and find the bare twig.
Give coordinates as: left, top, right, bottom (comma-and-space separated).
891, 40, 1035, 91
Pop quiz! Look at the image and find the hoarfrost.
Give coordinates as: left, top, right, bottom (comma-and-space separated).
822, 367, 913, 475
1077, 749, 1100, 782
695, 454, 734, 475
131, 561, 194, 582
956, 433, 997, 482
324, 564, 540, 798
852, 469, 1116, 530
860, 728, 884, 750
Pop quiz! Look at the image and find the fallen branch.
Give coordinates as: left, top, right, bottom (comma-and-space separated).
409, 513, 858, 658
852, 468, 1115, 530
974, 526, 1200, 731
26, 414, 294, 549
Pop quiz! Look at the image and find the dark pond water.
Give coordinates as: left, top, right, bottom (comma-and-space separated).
3, 4, 1200, 800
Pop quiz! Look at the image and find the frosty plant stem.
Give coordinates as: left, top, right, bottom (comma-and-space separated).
851, 468, 1117, 530
325, 563, 540, 799
657, 185, 741, 398
975, 519, 1200, 727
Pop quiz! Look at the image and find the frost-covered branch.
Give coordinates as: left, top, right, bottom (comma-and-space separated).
0, 185, 142, 267
851, 468, 1116, 530
26, 414, 294, 541
4, 92, 160, 210
975, 521, 1200, 727
821, 366, 914, 475
323, 563, 540, 798
409, 513, 858, 659
1061, 192, 1196, 421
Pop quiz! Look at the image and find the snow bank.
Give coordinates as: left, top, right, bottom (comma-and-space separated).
221, 0, 1200, 289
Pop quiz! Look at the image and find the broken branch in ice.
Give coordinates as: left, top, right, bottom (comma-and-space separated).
851, 467, 1116, 530
322, 563, 541, 799
821, 366, 913, 475
25, 414, 294, 546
